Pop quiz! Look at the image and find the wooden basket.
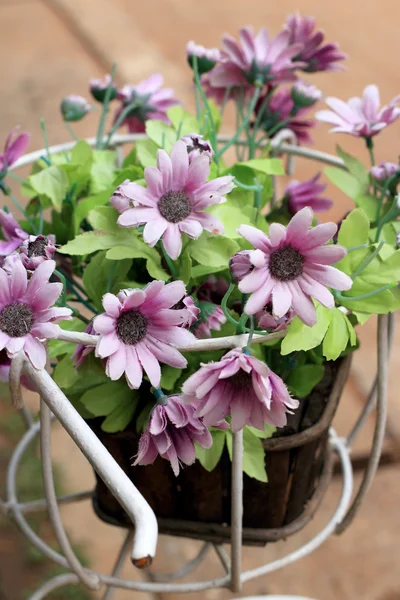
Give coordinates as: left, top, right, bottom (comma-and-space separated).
88, 355, 351, 546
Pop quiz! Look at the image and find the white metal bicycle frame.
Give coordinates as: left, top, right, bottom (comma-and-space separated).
0, 131, 392, 600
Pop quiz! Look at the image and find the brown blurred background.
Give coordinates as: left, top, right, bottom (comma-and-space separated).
0, 0, 400, 599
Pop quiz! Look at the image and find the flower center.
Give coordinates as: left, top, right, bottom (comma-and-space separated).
229, 369, 253, 390
28, 236, 48, 258
158, 191, 192, 223
116, 309, 148, 345
0, 303, 34, 338
171, 298, 185, 310
268, 245, 305, 281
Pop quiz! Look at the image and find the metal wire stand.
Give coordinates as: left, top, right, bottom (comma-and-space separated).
0, 133, 393, 599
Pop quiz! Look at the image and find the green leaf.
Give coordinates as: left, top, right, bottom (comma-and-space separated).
287, 364, 324, 397
146, 120, 177, 152
338, 208, 370, 248
226, 429, 268, 482
175, 250, 192, 284
58, 230, 135, 255
238, 158, 284, 176
160, 365, 182, 391
113, 166, 144, 186
167, 106, 199, 136
29, 166, 69, 210
355, 195, 378, 222
207, 204, 253, 238
195, 430, 226, 472
189, 233, 239, 267
90, 150, 117, 194
80, 381, 136, 416
136, 139, 159, 167
246, 423, 276, 439
336, 146, 369, 189
106, 237, 169, 281
191, 264, 228, 279
73, 189, 113, 235
324, 166, 362, 200
61, 355, 108, 396
53, 355, 79, 389
281, 304, 331, 355
87, 206, 120, 233
48, 318, 86, 359
83, 251, 131, 311
101, 399, 136, 433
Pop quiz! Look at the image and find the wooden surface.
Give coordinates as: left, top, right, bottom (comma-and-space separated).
0, 1, 399, 598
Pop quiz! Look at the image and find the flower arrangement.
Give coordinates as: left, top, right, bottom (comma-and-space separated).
1, 13, 400, 491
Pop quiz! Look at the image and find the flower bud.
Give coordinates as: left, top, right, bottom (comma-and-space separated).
180, 133, 214, 164
186, 41, 220, 74
370, 162, 399, 181
89, 75, 118, 103
229, 251, 254, 283
60, 95, 92, 122
291, 81, 322, 108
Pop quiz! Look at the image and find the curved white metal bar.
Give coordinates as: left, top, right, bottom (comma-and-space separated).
336, 314, 389, 534
147, 542, 211, 583
29, 573, 80, 600
22, 359, 158, 565
39, 399, 100, 589
346, 312, 395, 448
9, 352, 24, 409
55, 328, 286, 352
20, 490, 93, 514
231, 429, 244, 592
240, 431, 353, 583
102, 530, 134, 600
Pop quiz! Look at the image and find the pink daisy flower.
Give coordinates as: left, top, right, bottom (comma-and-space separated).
171, 294, 200, 328
284, 173, 332, 214
316, 85, 400, 138
193, 305, 226, 339
284, 14, 346, 73
186, 41, 221, 74
114, 74, 179, 134
256, 304, 295, 331
182, 348, 299, 431
93, 281, 196, 390
19, 235, 57, 270
0, 210, 29, 256
208, 27, 303, 93
0, 260, 72, 369
116, 140, 235, 260
134, 395, 212, 476
0, 127, 30, 173
237, 207, 352, 326
180, 133, 214, 164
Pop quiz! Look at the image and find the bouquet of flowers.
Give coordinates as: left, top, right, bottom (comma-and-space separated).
1, 13, 399, 498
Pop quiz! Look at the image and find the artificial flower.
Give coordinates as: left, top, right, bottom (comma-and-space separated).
60, 95, 92, 122
284, 13, 346, 73
256, 303, 295, 331
114, 74, 179, 133
182, 347, 299, 431
0, 260, 72, 369
72, 320, 96, 368
0, 127, 30, 174
237, 207, 352, 326
0, 348, 36, 391
186, 41, 221, 74
134, 394, 212, 476
180, 133, 214, 164
256, 88, 315, 145
89, 74, 118, 103
284, 173, 332, 214
193, 304, 226, 339
316, 85, 400, 138
93, 281, 195, 389
19, 235, 57, 271
291, 81, 322, 108
171, 294, 200, 328
370, 162, 399, 181
229, 250, 264, 283
207, 27, 303, 93
116, 140, 235, 259
0, 210, 29, 256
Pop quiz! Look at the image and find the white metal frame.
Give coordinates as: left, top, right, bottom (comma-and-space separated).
0, 132, 392, 599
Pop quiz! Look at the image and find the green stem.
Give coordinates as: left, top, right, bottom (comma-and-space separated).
236, 293, 249, 334
337, 284, 396, 303
40, 118, 51, 164
347, 243, 369, 252
56, 269, 97, 314
7, 172, 26, 184
4, 191, 37, 233
104, 99, 140, 148
245, 316, 255, 350
96, 63, 117, 150
221, 283, 241, 327
366, 137, 375, 166
375, 202, 399, 242
106, 261, 117, 293
253, 177, 262, 223
160, 242, 178, 280
152, 387, 168, 405
192, 57, 218, 164
265, 117, 292, 139
375, 173, 398, 225
65, 121, 78, 141
53, 269, 67, 306
216, 84, 262, 161
351, 241, 384, 280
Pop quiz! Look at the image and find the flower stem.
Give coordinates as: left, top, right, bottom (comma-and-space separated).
96, 63, 117, 150
337, 283, 396, 303
160, 241, 178, 280
221, 283, 241, 327
351, 241, 384, 280
216, 84, 262, 161
104, 99, 139, 148
3, 190, 37, 233
152, 388, 168, 405
40, 118, 51, 164
55, 268, 97, 314
53, 268, 67, 306
192, 57, 218, 164
245, 316, 255, 351
65, 121, 78, 141
365, 137, 375, 166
